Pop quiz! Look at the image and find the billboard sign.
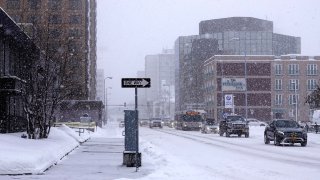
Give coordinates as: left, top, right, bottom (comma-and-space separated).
222, 78, 246, 91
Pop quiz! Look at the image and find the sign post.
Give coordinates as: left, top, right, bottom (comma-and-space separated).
121, 78, 151, 172
225, 94, 235, 114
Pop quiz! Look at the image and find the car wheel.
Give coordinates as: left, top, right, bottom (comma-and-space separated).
226, 132, 230, 137
274, 134, 280, 146
238, 133, 242, 137
264, 133, 270, 144
301, 140, 307, 147
245, 132, 249, 138
219, 131, 224, 136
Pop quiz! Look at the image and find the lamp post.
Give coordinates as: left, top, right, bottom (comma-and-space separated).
104, 77, 112, 123
163, 84, 171, 119
291, 81, 298, 122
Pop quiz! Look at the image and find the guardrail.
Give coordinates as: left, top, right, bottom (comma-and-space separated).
54, 122, 96, 132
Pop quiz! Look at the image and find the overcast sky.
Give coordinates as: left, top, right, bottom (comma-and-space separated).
97, 0, 320, 106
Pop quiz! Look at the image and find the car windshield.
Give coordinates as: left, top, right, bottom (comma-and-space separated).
182, 115, 202, 122
226, 116, 245, 122
206, 121, 215, 125
275, 120, 299, 128
150, 118, 161, 121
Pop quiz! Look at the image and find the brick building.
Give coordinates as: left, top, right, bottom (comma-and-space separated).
203, 55, 320, 122
0, 0, 97, 100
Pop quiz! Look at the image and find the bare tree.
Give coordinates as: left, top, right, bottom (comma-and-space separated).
19, 10, 74, 139
305, 85, 320, 110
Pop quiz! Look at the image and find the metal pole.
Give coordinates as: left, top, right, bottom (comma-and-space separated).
245, 43, 248, 120
232, 95, 235, 115
135, 88, 139, 172
295, 82, 298, 122
221, 60, 224, 119
169, 85, 171, 119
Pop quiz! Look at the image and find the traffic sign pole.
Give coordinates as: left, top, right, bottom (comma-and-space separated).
121, 78, 151, 172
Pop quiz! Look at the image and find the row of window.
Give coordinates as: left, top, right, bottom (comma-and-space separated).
275, 94, 299, 105
6, 0, 82, 10
204, 64, 318, 76
275, 79, 317, 91
275, 64, 317, 75
10, 14, 82, 25
204, 94, 304, 106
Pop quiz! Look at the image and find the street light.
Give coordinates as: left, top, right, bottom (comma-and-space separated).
104, 77, 112, 123
291, 81, 298, 122
163, 84, 171, 119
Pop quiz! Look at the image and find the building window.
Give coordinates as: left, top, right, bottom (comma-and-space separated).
69, 15, 82, 24
49, 15, 62, 24
307, 64, 317, 75
69, 29, 82, 38
307, 79, 317, 91
275, 79, 282, 90
28, 0, 41, 10
289, 79, 299, 90
288, 64, 299, 75
0, 39, 4, 76
68, 42, 81, 53
27, 15, 40, 24
275, 64, 282, 75
48, 0, 62, 10
289, 94, 299, 105
275, 94, 282, 105
6, 0, 20, 10
11, 15, 21, 23
69, 0, 82, 10
49, 28, 62, 38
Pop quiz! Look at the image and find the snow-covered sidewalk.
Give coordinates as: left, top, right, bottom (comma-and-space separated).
0, 125, 91, 175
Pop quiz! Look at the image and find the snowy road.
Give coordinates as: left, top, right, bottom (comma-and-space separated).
1, 124, 320, 180
139, 126, 320, 180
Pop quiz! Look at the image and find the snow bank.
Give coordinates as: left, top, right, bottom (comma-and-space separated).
0, 126, 90, 175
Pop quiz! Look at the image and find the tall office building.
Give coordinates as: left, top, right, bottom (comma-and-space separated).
0, 0, 97, 100
145, 49, 175, 118
175, 17, 301, 113
96, 69, 104, 102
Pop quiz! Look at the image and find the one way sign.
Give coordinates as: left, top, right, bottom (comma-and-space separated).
121, 78, 151, 88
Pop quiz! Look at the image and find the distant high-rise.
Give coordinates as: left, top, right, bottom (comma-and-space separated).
96, 69, 104, 102
0, 0, 97, 100
145, 49, 175, 118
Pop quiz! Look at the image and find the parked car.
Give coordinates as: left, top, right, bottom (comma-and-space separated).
149, 118, 163, 128
246, 118, 267, 126
264, 119, 307, 146
201, 121, 219, 134
168, 120, 176, 128
139, 119, 149, 127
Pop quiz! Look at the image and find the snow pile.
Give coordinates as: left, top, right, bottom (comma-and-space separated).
92, 124, 124, 138
0, 126, 90, 175
57, 124, 91, 143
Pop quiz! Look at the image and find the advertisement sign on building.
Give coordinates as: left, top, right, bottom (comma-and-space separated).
222, 78, 246, 91
224, 94, 233, 108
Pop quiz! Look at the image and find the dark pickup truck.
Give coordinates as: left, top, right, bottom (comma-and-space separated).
219, 115, 249, 138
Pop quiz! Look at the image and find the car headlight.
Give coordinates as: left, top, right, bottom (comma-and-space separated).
277, 131, 284, 135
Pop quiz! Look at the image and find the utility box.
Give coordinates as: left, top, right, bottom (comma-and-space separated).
123, 110, 141, 167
